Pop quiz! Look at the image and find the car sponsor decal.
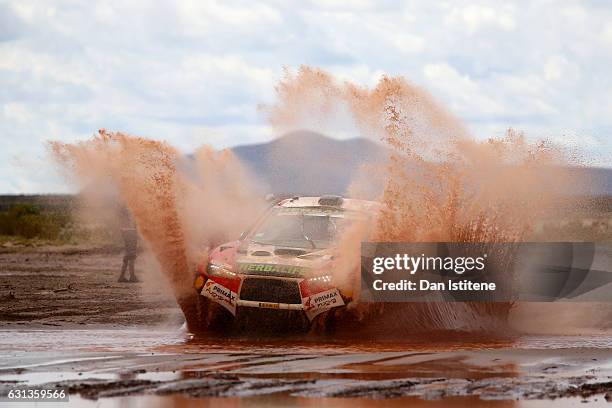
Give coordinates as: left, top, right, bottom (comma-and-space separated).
237, 262, 308, 277
258, 302, 280, 309
201, 279, 237, 315
301, 288, 345, 320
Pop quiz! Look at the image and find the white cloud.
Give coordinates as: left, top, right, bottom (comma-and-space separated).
604, 23, 612, 45
423, 63, 505, 116
0, 0, 611, 193
445, 4, 515, 34
3, 103, 31, 122
543, 57, 564, 82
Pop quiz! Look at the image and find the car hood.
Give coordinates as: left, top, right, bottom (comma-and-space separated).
235, 241, 334, 278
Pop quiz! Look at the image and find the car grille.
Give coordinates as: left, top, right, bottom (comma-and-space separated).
239, 278, 302, 304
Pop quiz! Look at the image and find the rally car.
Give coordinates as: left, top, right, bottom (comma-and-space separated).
193, 195, 378, 330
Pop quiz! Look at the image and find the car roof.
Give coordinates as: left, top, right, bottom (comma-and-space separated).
276, 196, 380, 213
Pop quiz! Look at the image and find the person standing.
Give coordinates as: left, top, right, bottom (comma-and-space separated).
118, 206, 139, 283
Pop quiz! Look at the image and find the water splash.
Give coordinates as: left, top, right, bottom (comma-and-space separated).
264, 66, 577, 334
49, 67, 581, 336
49, 130, 265, 331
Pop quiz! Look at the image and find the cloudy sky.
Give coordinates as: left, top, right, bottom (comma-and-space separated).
1, 0, 611, 193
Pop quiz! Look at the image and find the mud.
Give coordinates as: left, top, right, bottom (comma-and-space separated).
0, 246, 183, 328
47, 69, 584, 336
1, 248, 612, 406
0, 331, 611, 405
262, 67, 580, 334
49, 130, 266, 332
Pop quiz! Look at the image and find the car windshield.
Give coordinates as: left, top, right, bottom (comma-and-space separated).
250, 207, 357, 249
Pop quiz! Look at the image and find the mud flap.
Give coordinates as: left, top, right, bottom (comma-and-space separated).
201, 278, 238, 316
300, 286, 345, 321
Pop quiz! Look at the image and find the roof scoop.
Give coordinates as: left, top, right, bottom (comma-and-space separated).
318, 195, 344, 206
250, 250, 272, 257
274, 248, 307, 257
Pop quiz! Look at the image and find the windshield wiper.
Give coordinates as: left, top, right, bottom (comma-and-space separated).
301, 215, 316, 249
250, 239, 271, 246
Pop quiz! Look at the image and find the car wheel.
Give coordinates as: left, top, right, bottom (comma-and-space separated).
198, 296, 233, 331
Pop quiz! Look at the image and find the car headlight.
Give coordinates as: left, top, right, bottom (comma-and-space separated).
207, 263, 238, 278
194, 275, 205, 291
306, 274, 331, 284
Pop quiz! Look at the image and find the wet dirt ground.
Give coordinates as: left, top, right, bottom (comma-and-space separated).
0, 248, 611, 407
0, 247, 184, 329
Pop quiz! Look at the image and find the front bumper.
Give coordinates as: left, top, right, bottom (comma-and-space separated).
197, 273, 345, 320
236, 299, 304, 310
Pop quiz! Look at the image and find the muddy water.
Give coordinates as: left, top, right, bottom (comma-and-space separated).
49, 68, 584, 336
2, 329, 612, 353
38, 67, 610, 406
2, 250, 611, 406
49, 131, 266, 332
30, 394, 612, 408
1, 329, 611, 406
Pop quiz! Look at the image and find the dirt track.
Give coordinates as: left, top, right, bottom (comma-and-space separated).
1, 248, 612, 407
0, 247, 183, 328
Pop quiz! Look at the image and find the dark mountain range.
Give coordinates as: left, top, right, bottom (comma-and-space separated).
231, 131, 612, 197
231, 130, 388, 196
3, 132, 609, 205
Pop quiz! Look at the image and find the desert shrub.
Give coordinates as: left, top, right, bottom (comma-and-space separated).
0, 204, 70, 240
